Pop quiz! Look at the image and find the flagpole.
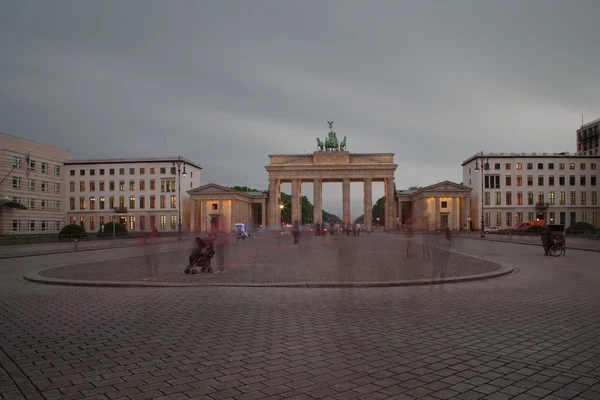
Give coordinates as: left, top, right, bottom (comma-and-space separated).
0, 152, 30, 186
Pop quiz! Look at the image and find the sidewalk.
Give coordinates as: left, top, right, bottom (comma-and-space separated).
0, 236, 183, 259
454, 232, 600, 252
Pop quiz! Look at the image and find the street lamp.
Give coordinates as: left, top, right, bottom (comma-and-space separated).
475, 157, 490, 238
173, 156, 187, 240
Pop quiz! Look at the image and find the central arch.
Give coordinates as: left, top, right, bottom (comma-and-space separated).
265, 151, 398, 230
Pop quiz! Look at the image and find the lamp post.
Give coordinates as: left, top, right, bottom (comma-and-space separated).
475, 157, 490, 238
172, 156, 187, 241
279, 203, 285, 228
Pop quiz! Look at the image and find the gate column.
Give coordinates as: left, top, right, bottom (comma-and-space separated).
342, 178, 351, 224
364, 178, 372, 229
313, 178, 322, 224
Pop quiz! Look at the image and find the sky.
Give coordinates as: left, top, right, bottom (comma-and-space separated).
1, 0, 599, 218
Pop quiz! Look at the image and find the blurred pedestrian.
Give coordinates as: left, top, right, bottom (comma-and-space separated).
215, 221, 229, 273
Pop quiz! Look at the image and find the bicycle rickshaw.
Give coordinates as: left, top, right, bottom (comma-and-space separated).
547, 224, 566, 256
235, 223, 252, 241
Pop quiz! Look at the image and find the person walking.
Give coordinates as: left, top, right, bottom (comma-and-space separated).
541, 225, 552, 255
215, 222, 229, 273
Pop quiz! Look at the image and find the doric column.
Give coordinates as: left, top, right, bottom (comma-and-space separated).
261, 199, 267, 228
452, 196, 458, 230
342, 178, 351, 224
298, 180, 303, 223
364, 178, 372, 228
313, 178, 322, 224
435, 196, 440, 230
218, 199, 224, 230
268, 178, 278, 229
291, 178, 300, 224
189, 199, 196, 233
385, 177, 396, 230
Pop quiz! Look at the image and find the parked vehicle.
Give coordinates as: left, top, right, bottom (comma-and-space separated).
513, 220, 546, 232
484, 226, 502, 234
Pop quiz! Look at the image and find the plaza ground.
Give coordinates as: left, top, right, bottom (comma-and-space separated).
1, 234, 599, 399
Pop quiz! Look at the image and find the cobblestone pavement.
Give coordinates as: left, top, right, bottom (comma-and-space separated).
1, 235, 600, 399
37, 234, 501, 284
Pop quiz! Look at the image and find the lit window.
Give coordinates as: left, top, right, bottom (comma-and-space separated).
516, 192, 523, 205
171, 195, 177, 208
570, 191, 576, 205
160, 215, 167, 229
119, 196, 125, 209
80, 197, 86, 210
129, 216, 136, 230
150, 168, 156, 174
109, 197, 115, 209
516, 176, 522, 186
505, 163, 511, 170
150, 196, 156, 209
559, 192, 565, 205
569, 163, 575, 170
90, 197, 96, 210
548, 192, 555, 205
515, 163, 522, 170
99, 181, 105, 191
129, 180, 135, 191
150, 180, 156, 190
171, 215, 177, 230
129, 196, 135, 209
581, 192, 587, 205
70, 182, 75, 192
99, 197, 105, 210
119, 181, 125, 191
160, 195, 166, 208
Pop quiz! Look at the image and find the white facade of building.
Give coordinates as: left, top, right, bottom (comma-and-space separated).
462, 152, 600, 229
0, 132, 72, 235
64, 158, 201, 234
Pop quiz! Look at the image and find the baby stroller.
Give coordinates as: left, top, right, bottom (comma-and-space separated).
185, 233, 216, 274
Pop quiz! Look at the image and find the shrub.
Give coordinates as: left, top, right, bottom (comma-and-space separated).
526, 225, 544, 234
98, 222, 128, 237
566, 222, 595, 235
59, 224, 87, 239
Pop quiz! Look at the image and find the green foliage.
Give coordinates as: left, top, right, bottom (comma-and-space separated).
407, 186, 423, 191
276, 192, 341, 224
59, 224, 87, 239
98, 222, 128, 237
566, 222, 595, 234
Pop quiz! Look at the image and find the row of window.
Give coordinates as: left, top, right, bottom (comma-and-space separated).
11, 216, 180, 232
10, 198, 61, 211
12, 157, 61, 176
12, 220, 63, 232
484, 191, 598, 206
484, 211, 598, 228
482, 175, 598, 189
68, 215, 178, 231
69, 166, 192, 177
69, 195, 177, 210
69, 179, 176, 192
11, 177, 61, 192
473, 161, 597, 172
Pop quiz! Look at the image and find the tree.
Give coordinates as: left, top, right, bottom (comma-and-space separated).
408, 186, 423, 191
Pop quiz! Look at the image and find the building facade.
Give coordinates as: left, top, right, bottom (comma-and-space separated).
0, 133, 72, 235
462, 152, 600, 229
64, 158, 201, 234
577, 117, 599, 156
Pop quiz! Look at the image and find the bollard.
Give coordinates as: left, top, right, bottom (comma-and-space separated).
73, 239, 79, 250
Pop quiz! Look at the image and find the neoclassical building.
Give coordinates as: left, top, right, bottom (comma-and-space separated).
187, 153, 472, 232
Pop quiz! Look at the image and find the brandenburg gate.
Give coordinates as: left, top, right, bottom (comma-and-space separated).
266, 122, 398, 230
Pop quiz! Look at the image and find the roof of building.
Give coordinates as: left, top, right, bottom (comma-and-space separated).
461, 151, 600, 166
396, 189, 416, 195
578, 116, 600, 130
64, 157, 201, 169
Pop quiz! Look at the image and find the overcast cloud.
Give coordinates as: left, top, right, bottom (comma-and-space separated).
1, 0, 599, 217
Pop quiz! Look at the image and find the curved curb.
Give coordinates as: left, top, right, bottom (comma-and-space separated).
22, 263, 514, 289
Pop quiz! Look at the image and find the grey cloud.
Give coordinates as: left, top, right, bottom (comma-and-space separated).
1, 0, 599, 216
